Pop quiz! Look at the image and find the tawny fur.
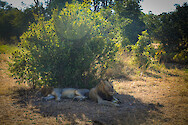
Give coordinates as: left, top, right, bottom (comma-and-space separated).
41, 86, 89, 101
89, 80, 120, 107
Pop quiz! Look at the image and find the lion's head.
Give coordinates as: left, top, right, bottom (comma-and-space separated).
97, 80, 115, 101
40, 86, 53, 97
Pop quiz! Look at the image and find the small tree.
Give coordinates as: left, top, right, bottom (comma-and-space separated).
9, 0, 123, 88
132, 30, 155, 73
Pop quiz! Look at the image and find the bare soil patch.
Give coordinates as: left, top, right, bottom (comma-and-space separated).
0, 53, 188, 125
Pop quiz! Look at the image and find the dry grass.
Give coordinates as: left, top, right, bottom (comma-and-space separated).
0, 49, 188, 124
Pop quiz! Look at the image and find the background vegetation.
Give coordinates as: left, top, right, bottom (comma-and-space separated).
0, 1, 187, 124
0, 0, 187, 88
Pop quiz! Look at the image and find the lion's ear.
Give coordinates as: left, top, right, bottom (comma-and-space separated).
104, 80, 113, 87
109, 81, 113, 85
104, 80, 111, 85
99, 78, 103, 82
100, 80, 105, 90
104, 81, 108, 84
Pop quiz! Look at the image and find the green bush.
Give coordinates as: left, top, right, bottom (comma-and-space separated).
132, 30, 155, 72
9, 1, 122, 88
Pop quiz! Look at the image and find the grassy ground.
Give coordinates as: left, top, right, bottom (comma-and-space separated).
0, 45, 188, 125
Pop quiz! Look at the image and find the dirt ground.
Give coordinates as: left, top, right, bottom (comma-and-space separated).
0, 53, 188, 125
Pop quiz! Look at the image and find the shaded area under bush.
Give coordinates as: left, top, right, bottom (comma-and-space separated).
11, 87, 163, 125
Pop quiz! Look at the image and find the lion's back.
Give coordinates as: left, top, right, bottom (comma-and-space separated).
61, 88, 76, 98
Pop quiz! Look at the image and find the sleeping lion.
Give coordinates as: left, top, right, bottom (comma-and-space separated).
41, 86, 89, 101
89, 80, 120, 106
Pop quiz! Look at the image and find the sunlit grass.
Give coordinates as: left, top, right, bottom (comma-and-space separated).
0, 44, 20, 54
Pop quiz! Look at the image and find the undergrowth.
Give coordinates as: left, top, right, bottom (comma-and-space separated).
0, 44, 20, 54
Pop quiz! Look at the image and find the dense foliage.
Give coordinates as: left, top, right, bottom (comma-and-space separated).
9, 1, 124, 88
3, 0, 187, 88
144, 3, 188, 63
0, 1, 35, 43
114, 0, 145, 45
131, 30, 155, 72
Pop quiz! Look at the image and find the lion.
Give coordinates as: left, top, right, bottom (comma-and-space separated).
41, 86, 89, 101
89, 80, 120, 106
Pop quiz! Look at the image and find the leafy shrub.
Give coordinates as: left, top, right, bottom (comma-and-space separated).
9, 1, 123, 88
132, 30, 155, 72
173, 37, 188, 64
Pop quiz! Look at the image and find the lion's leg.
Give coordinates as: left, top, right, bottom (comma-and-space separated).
112, 96, 121, 104
42, 94, 55, 101
73, 95, 87, 101
55, 95, 61, 101
73, 90, 88, 101
52, 89, 62, 101
97, 95, 119, 107
55, 92, 62, 101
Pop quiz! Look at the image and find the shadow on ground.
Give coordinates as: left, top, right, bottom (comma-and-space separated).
12, 88, 163, 125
